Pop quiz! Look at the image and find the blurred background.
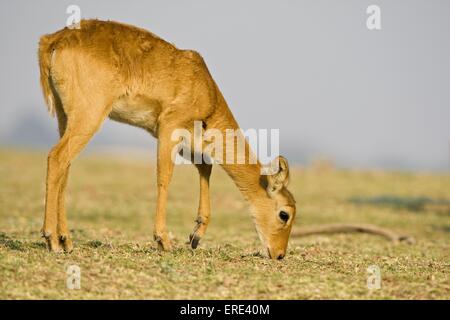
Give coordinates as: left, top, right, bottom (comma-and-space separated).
0, 0, 449, 171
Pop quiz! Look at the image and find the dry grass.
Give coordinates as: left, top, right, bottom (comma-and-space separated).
0, 149, 448, 299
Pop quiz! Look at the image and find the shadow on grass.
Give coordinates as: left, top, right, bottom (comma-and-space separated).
0, 227, 158, 253
0, 232, 25, 251
0, 232, 48, 251
432, 225, 450, 233
349, 195, 450, 213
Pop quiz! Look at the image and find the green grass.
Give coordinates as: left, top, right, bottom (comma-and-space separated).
0, 149, 449, 299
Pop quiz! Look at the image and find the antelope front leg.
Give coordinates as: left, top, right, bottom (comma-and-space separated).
189, 163, 212, 249
153, 126, 177, 251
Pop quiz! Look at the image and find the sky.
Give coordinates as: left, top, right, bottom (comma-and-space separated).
0, 0, 449, 171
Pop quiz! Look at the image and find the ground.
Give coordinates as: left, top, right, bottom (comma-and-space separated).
0, 149, 448, 299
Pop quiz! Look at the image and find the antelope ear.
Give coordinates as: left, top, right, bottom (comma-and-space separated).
267, 156, 290, 194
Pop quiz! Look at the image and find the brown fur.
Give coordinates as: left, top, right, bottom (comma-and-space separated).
38, 20, 296, 259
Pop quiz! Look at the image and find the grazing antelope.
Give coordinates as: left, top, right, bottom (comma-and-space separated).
38, 20, 296, 259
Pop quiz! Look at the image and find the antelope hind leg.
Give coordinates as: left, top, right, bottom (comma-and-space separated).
42, 101, 110, 252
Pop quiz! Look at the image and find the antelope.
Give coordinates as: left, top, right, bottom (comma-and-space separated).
38, 20, 296, 259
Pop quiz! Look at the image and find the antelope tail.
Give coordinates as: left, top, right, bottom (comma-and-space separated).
38, 35, 56, 117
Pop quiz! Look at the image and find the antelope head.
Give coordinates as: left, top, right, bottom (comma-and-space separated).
252, 156, 296, 260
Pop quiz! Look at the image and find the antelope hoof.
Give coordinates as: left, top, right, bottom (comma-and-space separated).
154, 233, 172, 251
189, 233, 201, 249
59, 235, 74, 253
42, 230, 63, 253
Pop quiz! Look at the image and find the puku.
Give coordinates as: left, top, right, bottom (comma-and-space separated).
38, 20, 296, 259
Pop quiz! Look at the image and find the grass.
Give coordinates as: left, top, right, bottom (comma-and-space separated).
0, 149, 449, 299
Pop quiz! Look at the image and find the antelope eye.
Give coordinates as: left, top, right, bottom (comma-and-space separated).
279, 211, 289, 222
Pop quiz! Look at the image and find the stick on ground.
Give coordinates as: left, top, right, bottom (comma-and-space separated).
292, 223, 415, 244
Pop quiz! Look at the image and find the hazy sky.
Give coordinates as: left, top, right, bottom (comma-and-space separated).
1, 0, 449, 171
